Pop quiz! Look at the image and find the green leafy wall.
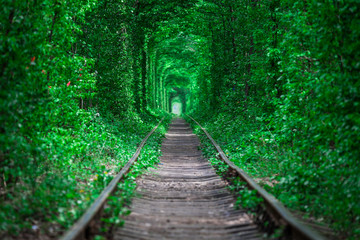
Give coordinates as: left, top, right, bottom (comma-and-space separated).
186, 0, 360, 237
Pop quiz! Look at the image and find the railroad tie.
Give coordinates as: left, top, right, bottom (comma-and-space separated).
115, 118, 262, 240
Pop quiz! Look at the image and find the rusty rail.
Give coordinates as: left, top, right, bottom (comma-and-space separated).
60, 118, 164, 240
187, 115, 326, 240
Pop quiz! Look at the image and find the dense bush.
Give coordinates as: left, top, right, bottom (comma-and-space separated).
0, 0, 173, 237
1, 0, 359, 238
186, 1, 360, 238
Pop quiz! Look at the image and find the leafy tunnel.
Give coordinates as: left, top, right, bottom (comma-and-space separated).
1, 0, 359, 239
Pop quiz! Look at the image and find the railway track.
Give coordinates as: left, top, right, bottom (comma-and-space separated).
114, 118, 261, 239
61, 117, 326, 240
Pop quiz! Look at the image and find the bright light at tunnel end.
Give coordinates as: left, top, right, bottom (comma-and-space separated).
172, 102, 182, 115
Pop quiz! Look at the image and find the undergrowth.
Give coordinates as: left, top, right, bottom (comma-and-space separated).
185, 114, 360, 239
188, 121, 263, 213
99, 119, 169, 238
0, 110, 171, 239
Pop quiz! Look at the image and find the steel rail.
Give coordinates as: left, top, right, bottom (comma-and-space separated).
60, 117, 164, 240
187, 115, 326, 240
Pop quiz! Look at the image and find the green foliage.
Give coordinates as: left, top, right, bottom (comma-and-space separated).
209, 157, 229, 176
190, 120, 263, 212
82, 0, 134, 115
1, 0, 173, 236
183, 1, 360, 238
101, 125, 167, 236
0, 109, 170, 236
235, 187, 263, 211
2, 0, 360, 238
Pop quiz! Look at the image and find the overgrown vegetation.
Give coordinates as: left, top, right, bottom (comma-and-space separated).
183, 1, 360, 238
198, 140, 263, 212
0, 109, 170, 238
1, 0, 359, 239
99, 125, 168, 239
1, 0, 177, 237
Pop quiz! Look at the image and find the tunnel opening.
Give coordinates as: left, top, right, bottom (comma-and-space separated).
171, 97, 182, 115
169, 87, 188, 115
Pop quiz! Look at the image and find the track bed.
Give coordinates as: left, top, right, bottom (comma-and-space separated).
115, 118, 262, 240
